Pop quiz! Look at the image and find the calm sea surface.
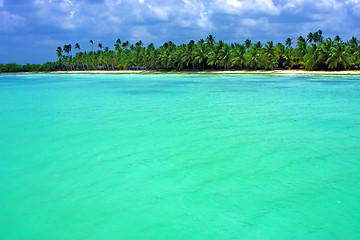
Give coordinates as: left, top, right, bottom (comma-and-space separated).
0, 73, 359, 239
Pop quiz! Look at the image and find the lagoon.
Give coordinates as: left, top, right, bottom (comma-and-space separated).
0, 73, 360, 239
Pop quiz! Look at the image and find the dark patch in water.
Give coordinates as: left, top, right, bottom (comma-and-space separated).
168, 80, 198, 85
97, 81, 124, 84
0, 79, 68, 86
273, 86, 291, 89
118, 89, 173, 95
245, 80, 279, 84
310, 80, 353, 84
152, 81, 199, 88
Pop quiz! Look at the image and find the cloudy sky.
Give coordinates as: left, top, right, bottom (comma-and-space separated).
1, 0, 360, 64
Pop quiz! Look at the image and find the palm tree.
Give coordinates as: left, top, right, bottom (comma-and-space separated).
254, 41, 262, 49
206, 48, 218, 69
317, 29, 323, 43
295, 36, 307, 68
303, 44, 318, 70
63, 44, 72, 57
309, 30, 323, 44
50, 31, 360, 72
284, 47, 296, 69
316, 38, 334, 68
180, 40, 195, 69
205, 34, 216, 46
144, 43, 157, 69
56, 46, 63, 59
194, 40, 207, 70
285, 38, 292, 48
307, 32, 313, 43
245, 39, 252, 50
230, 44, 246, 69
326, 43, 353, 70
349, 36, 358, 47
90, 40, 94, 52
122, 40, 130, 49
218, 44, 232, 69
275, 43, 286, 68
334, 35, 342, 43
75, 43, 80, 52
262, 41, 278, 70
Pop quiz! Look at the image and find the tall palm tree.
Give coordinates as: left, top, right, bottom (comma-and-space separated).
295, 36, 307, 68
56, 46, 63, 59
63, 44, 72, 57
98, 43, 103, 51
90, 40, 94, 52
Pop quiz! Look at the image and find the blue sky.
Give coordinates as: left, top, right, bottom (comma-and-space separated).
1, 0, 360, 64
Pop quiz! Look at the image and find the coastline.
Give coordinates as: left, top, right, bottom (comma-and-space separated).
2, 69, 360, 75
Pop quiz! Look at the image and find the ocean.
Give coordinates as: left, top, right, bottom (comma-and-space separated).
1, 73, 359, 239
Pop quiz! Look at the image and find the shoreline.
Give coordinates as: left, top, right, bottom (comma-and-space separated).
2, 69, 360, 75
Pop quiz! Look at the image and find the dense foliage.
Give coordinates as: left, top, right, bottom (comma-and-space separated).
1, 30, 359, 73
0, 62, 60, 73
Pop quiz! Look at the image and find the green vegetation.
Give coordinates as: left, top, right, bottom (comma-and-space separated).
0, 62, 60, 73
1, 30, 360, 73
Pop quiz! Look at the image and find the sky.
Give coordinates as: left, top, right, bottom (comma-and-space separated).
1, 0, 360, 64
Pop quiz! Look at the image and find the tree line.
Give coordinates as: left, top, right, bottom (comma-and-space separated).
1, 30, 359, 73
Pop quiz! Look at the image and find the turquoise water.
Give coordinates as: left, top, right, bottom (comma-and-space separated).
0, 73, 360, 239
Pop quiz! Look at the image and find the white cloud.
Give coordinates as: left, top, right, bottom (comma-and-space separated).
33, 0, 80, 30
213, 0, 280, 15
3, 0, 360, 45
147, 4, 170, 20
177, 0, 213, 29
345, 0, 360, 16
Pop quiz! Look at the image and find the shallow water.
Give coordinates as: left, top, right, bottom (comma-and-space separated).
0, 73, 359, 239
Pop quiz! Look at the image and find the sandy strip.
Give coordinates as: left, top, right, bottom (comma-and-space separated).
54, 70, 360, 75
199, 70, 360, 75
53, 70, 144, 74
4, 70, 360, 75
